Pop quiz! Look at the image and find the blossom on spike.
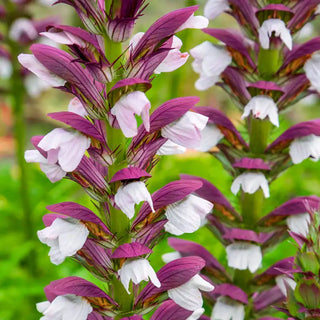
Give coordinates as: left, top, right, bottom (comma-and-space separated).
289, 134, 320, 164
175, 14, 209, 32
304, 53, 320, 92
40, 28, 86, 48
195, 123, 224, 152
190, 41, 232, 91
276, 275, 296, 296
162, 251, 182, 263
241, 95, 279, 127
187, 308, 205, 320
36, 294, 93, 320
68, 97, 88, 117
114, 181, 154, 219
9, 18, 38, 42
154, 36, 189, 74
164, 194, 213, 235
204, 0, 230, 20
258, 19, 292, 50
37, 217, 89, 265
286, 213, 311, 237
161, 111, 209, 149
231, 172, 270, 198
226, 242, 262, 273
118, 258, 160, 294
168, 274, 214, 311
211, 296, 245, 320
111, 91, 151, 137
156, 140, 187, 155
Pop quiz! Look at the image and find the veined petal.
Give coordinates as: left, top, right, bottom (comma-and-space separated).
226, 242, 262, 273
286, 213, 310, 237
118, 258, 160, 294
204, 0, 230, 20
211, 296, 245, 320
195, 123, 224, 151
156, 140, 187, 155
115, 181, 154, 219
18, 53, 65, 87
289, 134, 320, 164
176, 14, 209, 32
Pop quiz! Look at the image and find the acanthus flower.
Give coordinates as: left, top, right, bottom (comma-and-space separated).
211, 296, 245, 320
289, 134, 320, 164
204, 0, 230, 20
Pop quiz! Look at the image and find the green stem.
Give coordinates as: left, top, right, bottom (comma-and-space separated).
241, 190, 264, 226
249, 118, 271, 154
258, 48, 281, 80
108, 206, 131, 244
233, 269, 252, 291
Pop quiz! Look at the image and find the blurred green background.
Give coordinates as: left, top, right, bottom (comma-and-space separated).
1, 0, 320, 319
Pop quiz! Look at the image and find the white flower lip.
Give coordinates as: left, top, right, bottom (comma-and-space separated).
211, 296, 245, 320
286, 213, 311, 238
258, 19, 292, 50
168, 274, 214, 311
164, 194, 213, 235
276, 275, 297, 296
204, 0, 230, 20
289, 134, 320, 164
226, 242, 262, 273
231, 172, 270, 198
36, 294, 93, 320
114, 181, 154, 219
241, 95, 279, 127
37, 217, 89, 265
304, 53, 320, 92
118, 258, 160, 294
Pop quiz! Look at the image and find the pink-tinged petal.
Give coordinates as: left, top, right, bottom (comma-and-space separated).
111, 243, 152, 259
253, 286, 285, 311
9, 18, 38, 42
40, 28, 87, 47
18, 53, 65, 87
175, 14, 209, 32
150, 300, 194, 320
40, 163, 67, 183
233, 158, 271, 171
204, 0, 230, 20
211, 284, 248, 304
110, 167, 151, 183
68, 98, 88, 117
156, 140, 187, 155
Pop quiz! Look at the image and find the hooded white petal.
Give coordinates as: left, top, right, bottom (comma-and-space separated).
241, 95, 279, 127
176, 14, 209, 32
114, 181, 154, 219
226, 242, 262, 273
168, 275, 214, 311
258, 19, 292, 50
118, 258, 160, 294
164, 194, 213, 235
289, 134, 320, 164
111, 91, 151, 137
9, 18, 38, 41
162, 251, 182, 263
161, 112, 209, 149
231, 172, 270, 198
68, 97, 88, 117
0, 57, 13, 79
211, 296, 245, 320
187, 308, 205, 320
37, 218, 89, 265
276, 275, 297, 296
38, 128, 91, 172
18, 53, 66, 87
204, 0, 230, 20
156, 140, 187, 155
304, 53, 320, 91
195, 123, 224, 151
36, 294, 93, 320
286, 213, 311, 237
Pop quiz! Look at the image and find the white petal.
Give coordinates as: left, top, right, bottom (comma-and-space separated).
68, 98, 88, 117
115, 181, 154, 219
195, 74, 219, 91
241, 95, 279, 127
187, 308, 205, 320
118, 258, 160, 294
36, 301, 51, 313
286, 213, 310, 237
25, 149, 47, 163
161, 112, 209, 149
304, 54, 320, 92
40, 163, 67, 183
204, 0, 230, 20
231, 172, 270, 198
41, 31, 86, 48
276, 275, 297, 296
289, 134, 320, 164
211, 296, 245, 320
24, 74, 51, 97
9, 18, 38, 41
129, 32, 145, 52
18, 54, 65, 87
176, 14, 209, 32
195, 123, 224, 151
0, 57, 13, 79
156, 140, 187, 155
162, 251, 182, 263
226, 242, 262, 273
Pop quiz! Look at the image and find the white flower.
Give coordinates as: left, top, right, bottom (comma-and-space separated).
289, 134, 320, 164
190, 41, 232, 91
37, 128, 91, 172
154, 36, 189, 74
24, 149, 66, 182
211, 296, 245, 320
37, 218, 89, 265
226, 242, 262, 273
168, 275, 214, 311
276, 275, 297, 296
204, 0, 230, 20
175, 14, 209, 32
231, 172, 270, 198
161, 112, 209, 149
241, 95, 279, 127
9, 18, 38, 42
114, 181, 154, 219
0, 57, 13, 79
118, 258, 160, 294
195, 123, 224, 151
111, 91, 151, 138
24, 74, 51, 97
162, 251, 182, 263
164, 194, 213, 235
258, 19, 292, 50
304, 53, 320, 92
187, 308, 205, 320
286, 213, 311, 237
68, 97, 88, 117
36, 294, 93, 320
40, 29, 86, 48
18, 53, 66, 87
156, 140, 187, 155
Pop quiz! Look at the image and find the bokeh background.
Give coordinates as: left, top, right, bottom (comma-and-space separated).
1, 1, 320, 319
